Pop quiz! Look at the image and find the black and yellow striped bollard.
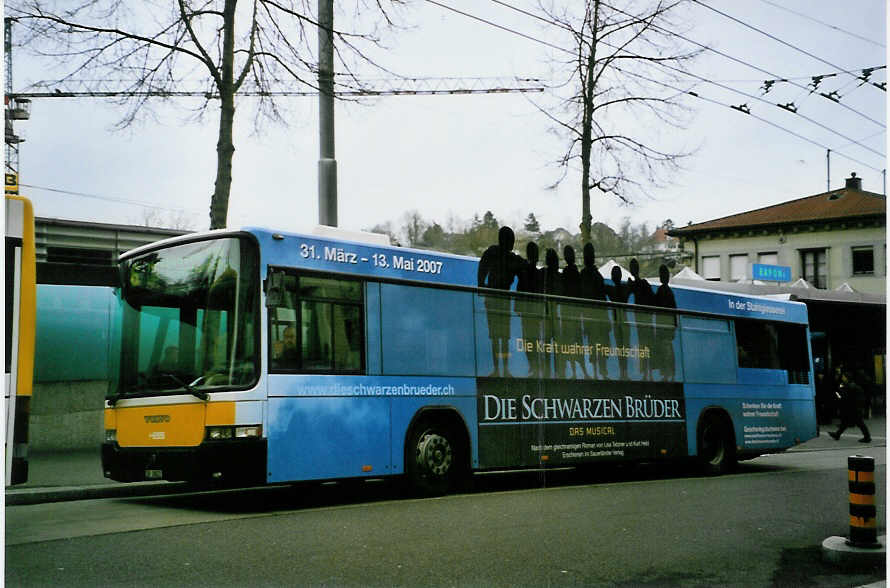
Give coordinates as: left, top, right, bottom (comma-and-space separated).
847, 455, 880, 548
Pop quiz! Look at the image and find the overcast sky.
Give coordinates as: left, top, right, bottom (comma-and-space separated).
8, 0, 887, 238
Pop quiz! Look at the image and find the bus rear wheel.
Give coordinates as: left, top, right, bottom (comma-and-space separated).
698, 414, 736, 475
407, 422, 463, 496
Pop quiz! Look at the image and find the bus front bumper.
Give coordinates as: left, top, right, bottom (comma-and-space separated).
101, 439, 267, 485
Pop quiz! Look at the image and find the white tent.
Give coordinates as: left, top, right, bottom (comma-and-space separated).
672, 266, 705, 281
599, 259, 630, 281
789, 278, 813, 289
835, 282, 856, 292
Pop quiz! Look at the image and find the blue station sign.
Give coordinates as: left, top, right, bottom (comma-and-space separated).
752, 263, 791, 282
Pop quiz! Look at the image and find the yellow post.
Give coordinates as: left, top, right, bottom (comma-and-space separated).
847, 455, 879, 547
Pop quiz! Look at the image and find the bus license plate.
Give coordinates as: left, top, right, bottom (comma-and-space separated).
145, 469, 163, 480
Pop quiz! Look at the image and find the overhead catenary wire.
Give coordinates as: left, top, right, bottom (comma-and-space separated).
756, 0, 885, 49
20, 183, 203, 214
614, 66, 884, 174
486, 0, 885, 140
690, 0, 882, 90
593, 0, 884, 128
423, 0, 569, 55
426, 0, 883, 171
441, 0, 885, 158
705, 66, 885, 86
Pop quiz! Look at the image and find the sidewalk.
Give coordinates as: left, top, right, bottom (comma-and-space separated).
6, 449, 188, 505
791, 413, 886, 453
6, 415, 886, 506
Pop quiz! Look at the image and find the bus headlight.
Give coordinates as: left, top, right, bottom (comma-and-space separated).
235, 425, 262, 438
206, 426, 233, 440
205, 425, 262, 440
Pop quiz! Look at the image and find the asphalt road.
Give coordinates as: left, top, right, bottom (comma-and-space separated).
6, 445, 886, 587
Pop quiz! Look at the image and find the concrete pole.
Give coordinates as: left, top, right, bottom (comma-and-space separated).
317, 0, 337, 227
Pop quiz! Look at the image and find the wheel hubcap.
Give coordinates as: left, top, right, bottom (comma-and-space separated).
417, 432, 452, 477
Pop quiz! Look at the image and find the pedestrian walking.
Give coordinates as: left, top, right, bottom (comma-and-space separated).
829, 366, 871, 443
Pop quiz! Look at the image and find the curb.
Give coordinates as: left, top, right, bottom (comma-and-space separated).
6, 481, 190, 506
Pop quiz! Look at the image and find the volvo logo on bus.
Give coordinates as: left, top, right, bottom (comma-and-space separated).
144, 415, 171, 423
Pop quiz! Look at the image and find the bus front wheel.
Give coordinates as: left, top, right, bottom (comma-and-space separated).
407, 422, 462, 496
698, 414, 736, 475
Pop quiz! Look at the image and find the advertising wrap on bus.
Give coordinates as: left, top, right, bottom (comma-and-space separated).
253, 231, 479, 285
102, 227, 818, 494
477, 379, 687, 467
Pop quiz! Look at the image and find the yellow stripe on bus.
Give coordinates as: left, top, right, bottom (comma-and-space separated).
206, 401, 236, 425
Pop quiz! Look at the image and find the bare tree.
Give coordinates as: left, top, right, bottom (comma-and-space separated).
534, 0, 700, 244
8, 0, 404, 229
134, 207, 198, 230
399, 209, 427, 247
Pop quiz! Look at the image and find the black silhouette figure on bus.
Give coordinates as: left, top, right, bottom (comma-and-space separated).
608, 265, 629, 380
629, 258, 654, 380
517, 242, 545, 377
580, 243, 608, 378
477, 226, 524, 378
543, 248, 562, 296
561, 246, 587, 379
654, 264, 677, 381
542, 248, 562, 378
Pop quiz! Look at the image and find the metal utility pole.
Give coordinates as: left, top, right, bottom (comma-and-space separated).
5, 18, 31, 183
317, 0, 337, 227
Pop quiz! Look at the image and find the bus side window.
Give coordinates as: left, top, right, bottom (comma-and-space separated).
735, 319, 779, 370
269, 272, 299, 370
300, 275, 363, 372
735, 319, 809, 383
268, 272, 363, 373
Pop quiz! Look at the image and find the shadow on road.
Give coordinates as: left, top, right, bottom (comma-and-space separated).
770, 545, 884, 587
119, 459, 788, 515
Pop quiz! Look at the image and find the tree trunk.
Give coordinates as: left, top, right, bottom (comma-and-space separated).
209, 0, 238, 230
579, 0, 600, 245
210, 94, 236, 230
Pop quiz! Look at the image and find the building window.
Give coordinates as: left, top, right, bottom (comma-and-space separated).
801, 249, 827, 288
702, 256, 720, 281
852, 246, 874, 275
729, 254, 748, 282
758, 252, 778, 266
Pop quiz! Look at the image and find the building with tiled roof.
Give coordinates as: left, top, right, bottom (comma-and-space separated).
668, 173, 886, 295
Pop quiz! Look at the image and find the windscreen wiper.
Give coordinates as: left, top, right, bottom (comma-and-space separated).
163, 373, 209, 401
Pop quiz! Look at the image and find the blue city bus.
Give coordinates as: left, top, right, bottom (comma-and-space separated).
102, 227, 818, 493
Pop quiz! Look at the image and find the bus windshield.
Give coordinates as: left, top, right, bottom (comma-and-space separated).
110, 236, 259, 399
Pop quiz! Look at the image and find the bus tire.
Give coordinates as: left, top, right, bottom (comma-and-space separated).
697, 413, 736, 475
406, 420, 464, 496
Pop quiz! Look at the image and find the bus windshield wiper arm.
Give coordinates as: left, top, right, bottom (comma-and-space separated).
163, 374, 209, 401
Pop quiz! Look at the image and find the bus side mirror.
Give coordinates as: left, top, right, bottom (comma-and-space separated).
265, 271, 284, 307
